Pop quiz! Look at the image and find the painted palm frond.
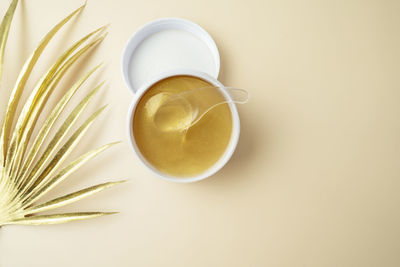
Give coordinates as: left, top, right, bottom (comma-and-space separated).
0, 0, 125, 226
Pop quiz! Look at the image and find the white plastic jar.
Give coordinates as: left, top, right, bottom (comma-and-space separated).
122, 18, 240, 183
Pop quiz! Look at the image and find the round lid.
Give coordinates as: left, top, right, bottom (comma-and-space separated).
121, 18, 220, 93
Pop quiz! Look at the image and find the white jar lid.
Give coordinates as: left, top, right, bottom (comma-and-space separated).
121, 18, 221, 94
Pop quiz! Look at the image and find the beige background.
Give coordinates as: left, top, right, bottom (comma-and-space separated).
0, 0, 399, 266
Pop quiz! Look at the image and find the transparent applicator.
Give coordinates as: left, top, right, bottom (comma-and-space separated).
144, 86, 249, 132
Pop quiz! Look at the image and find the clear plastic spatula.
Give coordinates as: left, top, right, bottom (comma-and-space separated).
144, 86, 249, 132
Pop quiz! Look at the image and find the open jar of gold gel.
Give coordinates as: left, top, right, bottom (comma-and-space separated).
122, 18, 240, 183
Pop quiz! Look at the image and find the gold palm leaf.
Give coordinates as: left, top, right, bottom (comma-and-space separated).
0, 0, 125, 226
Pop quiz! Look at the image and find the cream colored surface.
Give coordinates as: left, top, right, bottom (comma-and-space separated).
0, 0, 399, 266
